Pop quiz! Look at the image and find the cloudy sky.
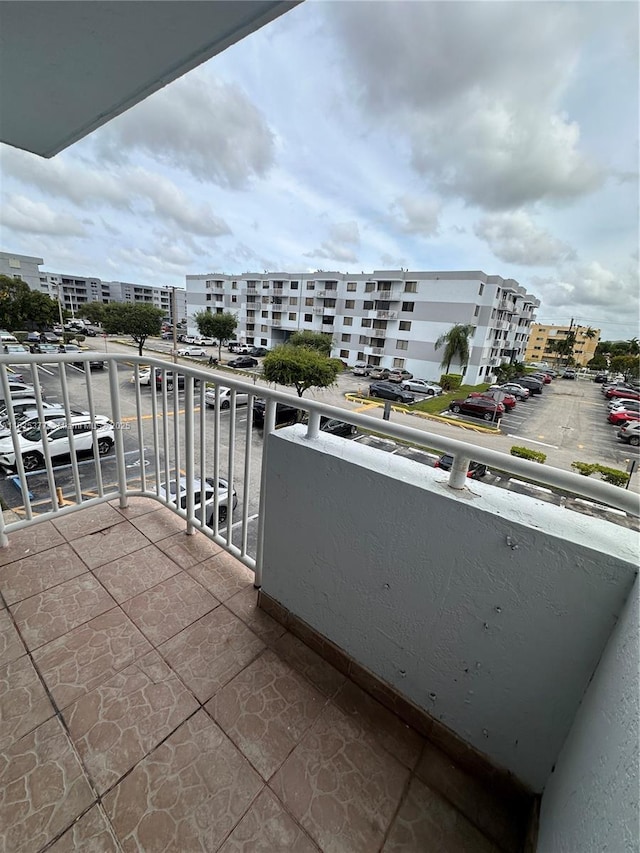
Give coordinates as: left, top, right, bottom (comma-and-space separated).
0, 1, 638, 341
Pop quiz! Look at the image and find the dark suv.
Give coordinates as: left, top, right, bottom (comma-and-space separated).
252, 399, 300, 428
369, 381, 415, 404
514, 376, 543, 395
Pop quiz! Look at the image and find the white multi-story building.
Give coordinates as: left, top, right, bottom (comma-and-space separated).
185, 270, 539, 384
0, 251, 186, 324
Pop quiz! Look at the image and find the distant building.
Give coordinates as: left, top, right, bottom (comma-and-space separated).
185, 270, 540, 384
0, 251, 186, 324
524, 323, 600, 367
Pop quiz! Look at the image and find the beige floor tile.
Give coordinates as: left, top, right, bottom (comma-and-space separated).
47, 805, 120, 853
0, 520, 65, 567
219, 788, 320, 853
0, 655, 55, 750
0, 717, 94, 853
64, 649, 198, 795
33, 608, 152, 710
130, 508, 188, 542
207, 650, 326, 780
103, 710, 263, 852
334, 680, 424, 770
159, 606, 264, 703
92, 544, 182, 603
0, 543, 87, 605
52, 503, 124, 539
10, 575, 116, 650
225, 585, 287, 644
186, 550, 254, 600
382, 777, 501, 853
0, 608, 25, 664
273, 632, 346, 697
70, 522, 149, 570
122, 571, 218, 646
156, 529, 224, 569
271, 703, 410, 853
110, 496, 163, 518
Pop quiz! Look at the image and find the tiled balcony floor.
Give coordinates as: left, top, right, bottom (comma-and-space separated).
1, 499, 525, 853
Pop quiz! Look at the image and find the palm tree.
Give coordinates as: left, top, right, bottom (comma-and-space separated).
628, 337, 639, 356
434, 324, 475, 373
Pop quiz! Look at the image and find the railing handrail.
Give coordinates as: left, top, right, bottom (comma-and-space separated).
1, 352, 639, 518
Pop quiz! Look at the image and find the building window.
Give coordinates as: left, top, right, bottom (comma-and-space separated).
305, 297, 314, 307
347, 282, 357, 291
262, 310, 268, 318
474, 305, 480, 317
231, 295, 237, 303
404, 282, 417, 293
232, 282, 237, 290
343, 317, 353, 326
304, 313, 312, 322
345, 300, 355, 309
340, 349, 349, 359
359, 335, 368, 345
363, 301, 374, 310
393, 358, 405, 368
261, 338, 268, 345
291, 282, 299, 289
365, 282, 375, 292
289, 296, 298, 306
478, 283, 484, 295
307, 282, 315, 291
401, 301, 414, 312
396, 340, 408, 350
289, 312, 296, 321
263, 283, 269, 289
399, 321, 411, 331
361, 318, 371, 328
341, 334, 351, 342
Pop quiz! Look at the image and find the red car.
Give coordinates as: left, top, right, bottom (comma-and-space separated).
449, 397, 505, 421
531, 373, 552, 384
605, 387, 640, 401
469, 391, 517, 411
608, 409, 640, 425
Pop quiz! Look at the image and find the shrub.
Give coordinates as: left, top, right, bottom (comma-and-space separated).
597, 466, 629, 487
75, 334, 86, 344
439, 373, 463, 391
13, 331, 29, 343
510, 446, 547, 464
571, 461, 599, 477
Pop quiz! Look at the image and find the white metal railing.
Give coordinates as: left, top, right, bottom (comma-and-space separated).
0, 353, 638, 578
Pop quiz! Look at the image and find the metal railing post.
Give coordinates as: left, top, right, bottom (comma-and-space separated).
108, 357, 128, 508
449, 456, 471, 490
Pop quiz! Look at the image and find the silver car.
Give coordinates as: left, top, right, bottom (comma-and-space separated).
159, 477, 238, 525
402, 379, 442, 396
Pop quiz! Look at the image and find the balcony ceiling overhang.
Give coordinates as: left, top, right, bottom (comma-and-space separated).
0, 1, 299, 158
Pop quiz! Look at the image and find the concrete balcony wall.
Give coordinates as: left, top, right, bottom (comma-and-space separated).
536, 574, 639, 852
260, 427, 638, 792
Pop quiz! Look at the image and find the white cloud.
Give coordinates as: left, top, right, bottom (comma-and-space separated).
305, 221, 360, 263
98, 73, 275, 188
390, 195, 441, 237
532, 260, 639, 314
0, 195, 87, 237
474, 211, 576, 266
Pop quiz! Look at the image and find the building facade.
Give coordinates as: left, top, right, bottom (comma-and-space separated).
185, 270, 539, 384
524, 323, 600, 367
0, 251, 186, 324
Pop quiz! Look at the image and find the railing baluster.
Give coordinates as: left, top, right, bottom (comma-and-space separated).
240, 393, 254, 559
107, 356, 127, 509
84, 364, 104, 498
59, 362, 83, 505
184, 376, 195, 535
254, 399, 277, 588
132, 365, 146, 495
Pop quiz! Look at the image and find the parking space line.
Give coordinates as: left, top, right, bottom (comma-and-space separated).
507, 435, 558, 449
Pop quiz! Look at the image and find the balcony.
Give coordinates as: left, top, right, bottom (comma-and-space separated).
376, 310, 398, 320
0, 352, 638, 853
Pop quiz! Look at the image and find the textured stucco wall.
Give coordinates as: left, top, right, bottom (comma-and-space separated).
536, 576, 639, 852
261, 427, 638, 791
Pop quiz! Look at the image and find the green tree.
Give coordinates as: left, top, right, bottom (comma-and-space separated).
288, 330, 333, 356
193, 310, 238, 362
77, 303, 106, 326
610, 354, 640, 381
628, 338, 639, 356
0, 275, 59, 330
434, 324, 474, 374
549, 331, 576, 366
587, 354, 608, 370
262, 345, 340, 397
101, 303, 164, 356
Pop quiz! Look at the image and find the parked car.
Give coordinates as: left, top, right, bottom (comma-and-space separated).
2, 344, 28, 355
352, 361, 371, 376
402, 379, 442, 396
158, 476, 237, 525
562, 369, 577, 380
492, 383, 530, 401
531, 372, 552, 384
608, 409, 640, 425
617, 422, 640, 446
388, 369, 414, 383
161, 331, 173, 340
228, 342, 252, 354
26, 332, 41, 344
155, 370, 201, 390
0, 397, 57, 421
0, 381, 42, 401
605, 387, 640, 401
252, 399, 300, 428
204, 387, 249, 410
514, 377, 543, 394
0, 405, 88, 439
177, 347, 207, 357
72, 359, 105, 371
593, 373, 608, 383
368, 367, 391, 380
319, 417, 357, 437
58, 344, 81, 353
434, 454, 488, 479
227, 356, 258, 369
0, 414, 114, 472
608, 400, 640, 414
29, 343, 59, 355
369, 381, 415, 404
469, 390, 516, 411
449, 397, 504, 421
249, 347, 268, 357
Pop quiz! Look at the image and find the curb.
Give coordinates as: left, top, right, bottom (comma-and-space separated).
345, 394, 501, 434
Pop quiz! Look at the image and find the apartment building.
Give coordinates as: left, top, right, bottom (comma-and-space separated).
525, 323, 600, 367
185, 270, 539, 384
0, 251, 186, 324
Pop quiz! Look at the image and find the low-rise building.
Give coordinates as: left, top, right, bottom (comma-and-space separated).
525, 323, 600, 367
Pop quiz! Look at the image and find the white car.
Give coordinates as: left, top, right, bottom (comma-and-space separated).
205, 387, 249, 410
0, 404, 88, 438
177, 347, 207, 358
401, 379, 443, 396
159, 476, 238, 525
132, 367, 153, 385
0, 414, 114, 472
494, 383, 530, 401
0, 380, 43, 401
